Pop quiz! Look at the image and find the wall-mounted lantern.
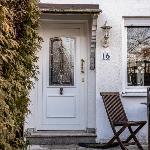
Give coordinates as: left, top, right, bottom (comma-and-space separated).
101, 21, 112, 48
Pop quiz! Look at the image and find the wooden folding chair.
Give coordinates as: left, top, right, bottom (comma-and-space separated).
100, 92, 147, 150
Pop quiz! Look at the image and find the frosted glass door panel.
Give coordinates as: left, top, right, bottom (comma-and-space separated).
49, 37, 75, 86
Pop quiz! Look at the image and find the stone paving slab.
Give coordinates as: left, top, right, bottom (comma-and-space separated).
27, 144, 148, 150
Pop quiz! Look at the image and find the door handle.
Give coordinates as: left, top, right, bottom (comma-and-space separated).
81, 59, 85, 73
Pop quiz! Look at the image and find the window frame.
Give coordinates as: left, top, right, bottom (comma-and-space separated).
122, 17, 150, 96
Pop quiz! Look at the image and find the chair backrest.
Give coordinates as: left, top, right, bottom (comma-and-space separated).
100, 92, 128, 124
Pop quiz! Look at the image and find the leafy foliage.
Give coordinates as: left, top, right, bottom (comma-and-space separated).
0, 0, 41, 149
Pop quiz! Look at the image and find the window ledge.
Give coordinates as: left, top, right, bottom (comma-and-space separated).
121, 92, 147, 97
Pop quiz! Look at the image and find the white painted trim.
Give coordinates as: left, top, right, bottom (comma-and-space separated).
124, 17, 150, 26
86, 18, 91, 129
40, 19, 89, 24
122, 92, 147, 97
37, 20, 89, 130
122, 17, 127, 94
122, 17, 150, 96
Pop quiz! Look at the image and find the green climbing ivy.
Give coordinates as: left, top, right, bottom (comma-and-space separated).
0, 0, 42, 149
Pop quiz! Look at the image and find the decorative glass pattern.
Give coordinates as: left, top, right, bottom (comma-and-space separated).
127, 27, 150, 86
49, 37, 75, 86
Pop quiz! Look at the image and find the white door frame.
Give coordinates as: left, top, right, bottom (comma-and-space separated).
36, 20, 89, 130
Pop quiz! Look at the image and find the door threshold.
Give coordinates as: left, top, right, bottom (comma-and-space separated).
37, 129, 95, 133
30, 130, 96, 137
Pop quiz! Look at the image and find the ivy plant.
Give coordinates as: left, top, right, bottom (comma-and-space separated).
0, 0, 42, 149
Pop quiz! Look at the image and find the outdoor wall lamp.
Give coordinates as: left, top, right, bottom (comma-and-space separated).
101, 21, 112, 48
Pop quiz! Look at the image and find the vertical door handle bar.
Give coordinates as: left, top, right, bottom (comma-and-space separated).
81, 59, 85, 73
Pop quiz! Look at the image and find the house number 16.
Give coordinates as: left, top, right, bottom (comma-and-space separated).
102, 51, 110, 61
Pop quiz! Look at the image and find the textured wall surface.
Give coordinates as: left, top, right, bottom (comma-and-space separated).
96, 0, 150, 142
26, 0, 150, 143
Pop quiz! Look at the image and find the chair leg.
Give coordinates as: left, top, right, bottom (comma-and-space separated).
126, 124, 145, 143
111, 126, 128, 150
116, 135, 128, 150
125, 124, 145, 143
107, 126, 126, 145
127, 126, 144, 150
113, 129, 128, 150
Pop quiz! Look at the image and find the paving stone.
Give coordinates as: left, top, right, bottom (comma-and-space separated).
27, 145, 148, 150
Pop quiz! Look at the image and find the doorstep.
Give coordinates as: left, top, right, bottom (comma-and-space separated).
26, 130, 96, 145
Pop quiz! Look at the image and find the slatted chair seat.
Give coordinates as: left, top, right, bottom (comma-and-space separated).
113, 121, 146, 126
100, 92, 147, 150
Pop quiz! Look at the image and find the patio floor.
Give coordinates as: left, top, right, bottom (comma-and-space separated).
27, 144, 148, 150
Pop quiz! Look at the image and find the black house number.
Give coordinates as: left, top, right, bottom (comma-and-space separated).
102, 52, 110, 60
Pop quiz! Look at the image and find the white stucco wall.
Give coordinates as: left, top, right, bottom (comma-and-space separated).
96, 0, 150, 142
26, 0, 150, 143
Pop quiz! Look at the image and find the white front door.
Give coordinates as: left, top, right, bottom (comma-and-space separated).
38, 23, 87, 130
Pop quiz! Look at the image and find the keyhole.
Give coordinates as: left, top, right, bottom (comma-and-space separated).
60, 87, 63, 95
